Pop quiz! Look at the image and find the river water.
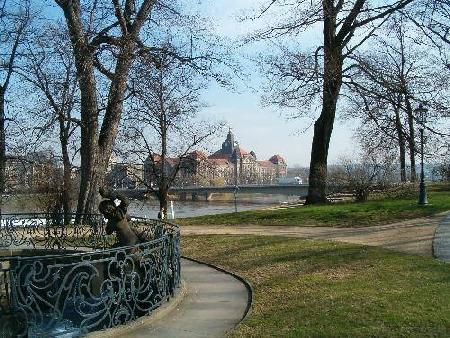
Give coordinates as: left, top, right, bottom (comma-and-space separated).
128, 200, 265, 219
128, 194, 301, 219
1, 193, 302, 219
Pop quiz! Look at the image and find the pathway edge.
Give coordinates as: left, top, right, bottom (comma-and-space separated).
432, 213, 450, 262
181, 255, 253, 327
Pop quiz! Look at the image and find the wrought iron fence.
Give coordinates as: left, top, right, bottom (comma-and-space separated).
0, 213, 180, 337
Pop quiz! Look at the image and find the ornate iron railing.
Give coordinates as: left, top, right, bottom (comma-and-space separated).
0, 213, 180, 337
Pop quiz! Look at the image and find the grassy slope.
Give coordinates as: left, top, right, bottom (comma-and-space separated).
179, 190, 450, 227
182, 235, 450, 337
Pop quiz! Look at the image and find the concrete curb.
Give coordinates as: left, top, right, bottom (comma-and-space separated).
181, 255, 253, 327
86, 280, 188, 338
432, 213, 450, 262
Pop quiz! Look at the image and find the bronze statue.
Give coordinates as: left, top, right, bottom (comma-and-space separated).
98, 187, 141, 247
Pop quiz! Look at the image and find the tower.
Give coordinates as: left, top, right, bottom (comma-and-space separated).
221, 128, 236, 155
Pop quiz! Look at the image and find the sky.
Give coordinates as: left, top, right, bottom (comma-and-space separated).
4, 0, 358, 168
194, 0, 357, 167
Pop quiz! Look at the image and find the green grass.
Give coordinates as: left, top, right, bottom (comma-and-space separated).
182, 235, 450, 337
179, 190, 450, 227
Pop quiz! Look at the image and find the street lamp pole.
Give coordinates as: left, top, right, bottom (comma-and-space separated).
415, 103, 428, 205
234, 153, 238, 213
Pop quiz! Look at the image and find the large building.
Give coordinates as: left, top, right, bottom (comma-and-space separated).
107, 129, 287, 188
164, 129, 287, 186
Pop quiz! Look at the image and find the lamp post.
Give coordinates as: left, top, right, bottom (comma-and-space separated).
415, 103, 428, 205
233, 152, 239, 213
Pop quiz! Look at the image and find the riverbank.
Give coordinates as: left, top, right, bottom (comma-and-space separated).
179, 189, 450, 227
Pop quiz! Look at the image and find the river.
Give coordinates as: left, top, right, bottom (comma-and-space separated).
1, 193, 302, 218
128, 194, 301, 219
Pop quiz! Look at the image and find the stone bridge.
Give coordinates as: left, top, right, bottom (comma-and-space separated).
117, 184, 309, 201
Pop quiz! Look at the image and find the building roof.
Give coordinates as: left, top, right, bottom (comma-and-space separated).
233, 147, 249, 157
208, 151, 230, 160
257, 160, 276, 168
145, 154, 179, 167
186, 150, 207, 160
142, 133, 287, 170
209, 158, 232, 166
269, 154, 285, 164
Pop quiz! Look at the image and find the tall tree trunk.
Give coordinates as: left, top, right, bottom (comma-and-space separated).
306, 3, 342, 204
159, 187, 168, 219
57, 0, 156, 218
0, 90, 5, 200
62, 159, 72, 224
404, 96, 417, 182
60, 124, 72, 224
0, 89, 5, 219
60, 3, 99, 219
397, 26, 417, 182
76, 69, 99, 217
394, 104, 406, 182
158, 107, 168, 218
92, 41, 136, 211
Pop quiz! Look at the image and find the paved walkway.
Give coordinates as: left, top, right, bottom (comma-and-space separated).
433, 213, 450, 262
122, 213, 448, 337
127, 258, 249, 338
182, 213, 449, 256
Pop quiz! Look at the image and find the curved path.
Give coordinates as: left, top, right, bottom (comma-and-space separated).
124, 213, 447, 337
127, 258, 249, 338
182, 213, 449, 256
433, 213, 450, 262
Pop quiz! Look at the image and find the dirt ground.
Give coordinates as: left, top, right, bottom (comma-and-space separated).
181, 212, 449, 256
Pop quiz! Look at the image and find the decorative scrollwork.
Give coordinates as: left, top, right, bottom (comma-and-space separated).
0, 214, 180, 337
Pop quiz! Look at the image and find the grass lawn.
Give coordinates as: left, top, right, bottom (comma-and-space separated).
179, 190, 450, 227
182, 235, 450, 337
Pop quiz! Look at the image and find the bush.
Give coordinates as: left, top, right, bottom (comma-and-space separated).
328, 152, 397, 202
371, 183, 418, 200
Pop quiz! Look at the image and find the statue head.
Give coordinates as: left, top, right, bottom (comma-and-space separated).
99, 199, 117, 218
99, 199, 119, 235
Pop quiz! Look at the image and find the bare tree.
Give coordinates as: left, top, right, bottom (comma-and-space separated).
406, 0, 450, 66
329, 146, 397, 202
52, 0, 232, 220
51, 0, 159, 217
0, 0, 31, 199
17, 24, 79, 223
121, 53, 223, 217
353, 108, 407, 180
248, 0, 426, 204
433, 163, 450, 181
344, 19, 450, 182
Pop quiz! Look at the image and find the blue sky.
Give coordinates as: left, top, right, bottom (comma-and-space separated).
7, 0, 357, 167
9, 1, 447, 167
196, 0, 356, 167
